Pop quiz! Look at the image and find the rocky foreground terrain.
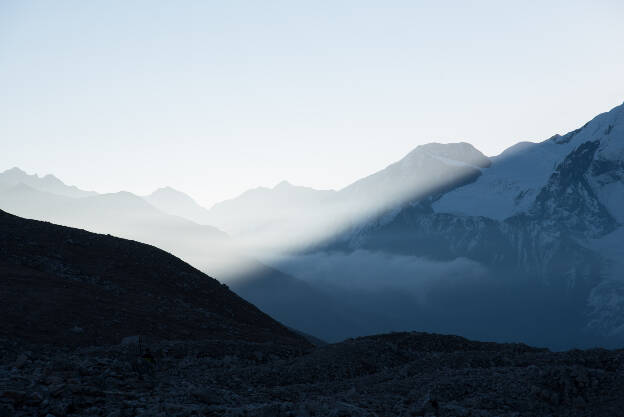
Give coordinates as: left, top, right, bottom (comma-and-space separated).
1, 210, 624, 416
1, 332, 624, 417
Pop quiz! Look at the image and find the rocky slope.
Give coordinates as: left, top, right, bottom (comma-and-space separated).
0, 209, 309, 349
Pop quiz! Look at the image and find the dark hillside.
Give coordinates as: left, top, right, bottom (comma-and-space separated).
0, 209, 310, 350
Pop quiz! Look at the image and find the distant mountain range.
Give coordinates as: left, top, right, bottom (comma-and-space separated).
0, 177, 227, 271
2, 101, 623, 348
0, 167, 97, 198
0, 168, 365, 342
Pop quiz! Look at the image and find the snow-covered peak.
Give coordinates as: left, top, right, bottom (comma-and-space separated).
404, 142, 491, 169
433, 102, 624, 220
334, 142, 489, 225
551, 101, 624, 146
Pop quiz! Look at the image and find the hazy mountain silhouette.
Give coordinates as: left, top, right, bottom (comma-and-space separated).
204, 181, 336, 251
144, 186, 214, 225
0, 167, 97, 198
0, 184, 229, 270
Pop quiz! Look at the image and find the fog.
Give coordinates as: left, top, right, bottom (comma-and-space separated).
237, 250, 597, 350
264, 250, 486, 301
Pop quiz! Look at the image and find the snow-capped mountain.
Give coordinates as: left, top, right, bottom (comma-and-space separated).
433, 106, 624, 222
345, 103, 623, 262
339, 142, 491, 213
202, 143, 493, 252
334, 102, 624, 344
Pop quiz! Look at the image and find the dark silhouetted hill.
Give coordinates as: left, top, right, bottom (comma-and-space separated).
0, 209, 310, 350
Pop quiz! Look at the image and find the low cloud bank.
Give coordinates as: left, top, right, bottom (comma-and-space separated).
249, 250, 595, 350
270, 250, 487, 303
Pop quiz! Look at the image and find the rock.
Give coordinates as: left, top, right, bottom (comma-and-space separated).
14, 353, 29, 369
49, 384, 66, 397
0, 405, 14, 417
121, 335, 141, 346
44, 376, 64, 386
1, 390, 26, 404
443, 404, 470, 416
25, 391, 43, 406
192, 388, 225, 405
70, 326, 84, 334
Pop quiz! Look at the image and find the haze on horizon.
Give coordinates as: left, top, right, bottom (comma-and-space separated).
2, 0, 624, 207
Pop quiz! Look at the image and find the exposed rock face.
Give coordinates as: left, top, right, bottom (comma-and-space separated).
0, 209, 309, 349
530, 140, 616, 238
1, 332, 623, 417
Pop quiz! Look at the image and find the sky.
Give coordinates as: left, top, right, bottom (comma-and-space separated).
1, 0, 624, 207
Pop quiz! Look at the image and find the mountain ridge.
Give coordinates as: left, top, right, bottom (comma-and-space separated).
0, 167, 97, 198
0, 209, 310, 349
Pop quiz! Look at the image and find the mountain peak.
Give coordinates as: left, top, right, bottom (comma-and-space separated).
549, 101, 624, 146
2, 167, 30, 180
144, 186, 213, 225
404, 142, 491, 169
274, 180, 293, 189
3, 166, 26, 175
147, 187, 200, 208
150, 186, 187, 197
0, 167, 96, 198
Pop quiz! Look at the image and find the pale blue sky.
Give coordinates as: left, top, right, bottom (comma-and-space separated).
2, 1, 624, 207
